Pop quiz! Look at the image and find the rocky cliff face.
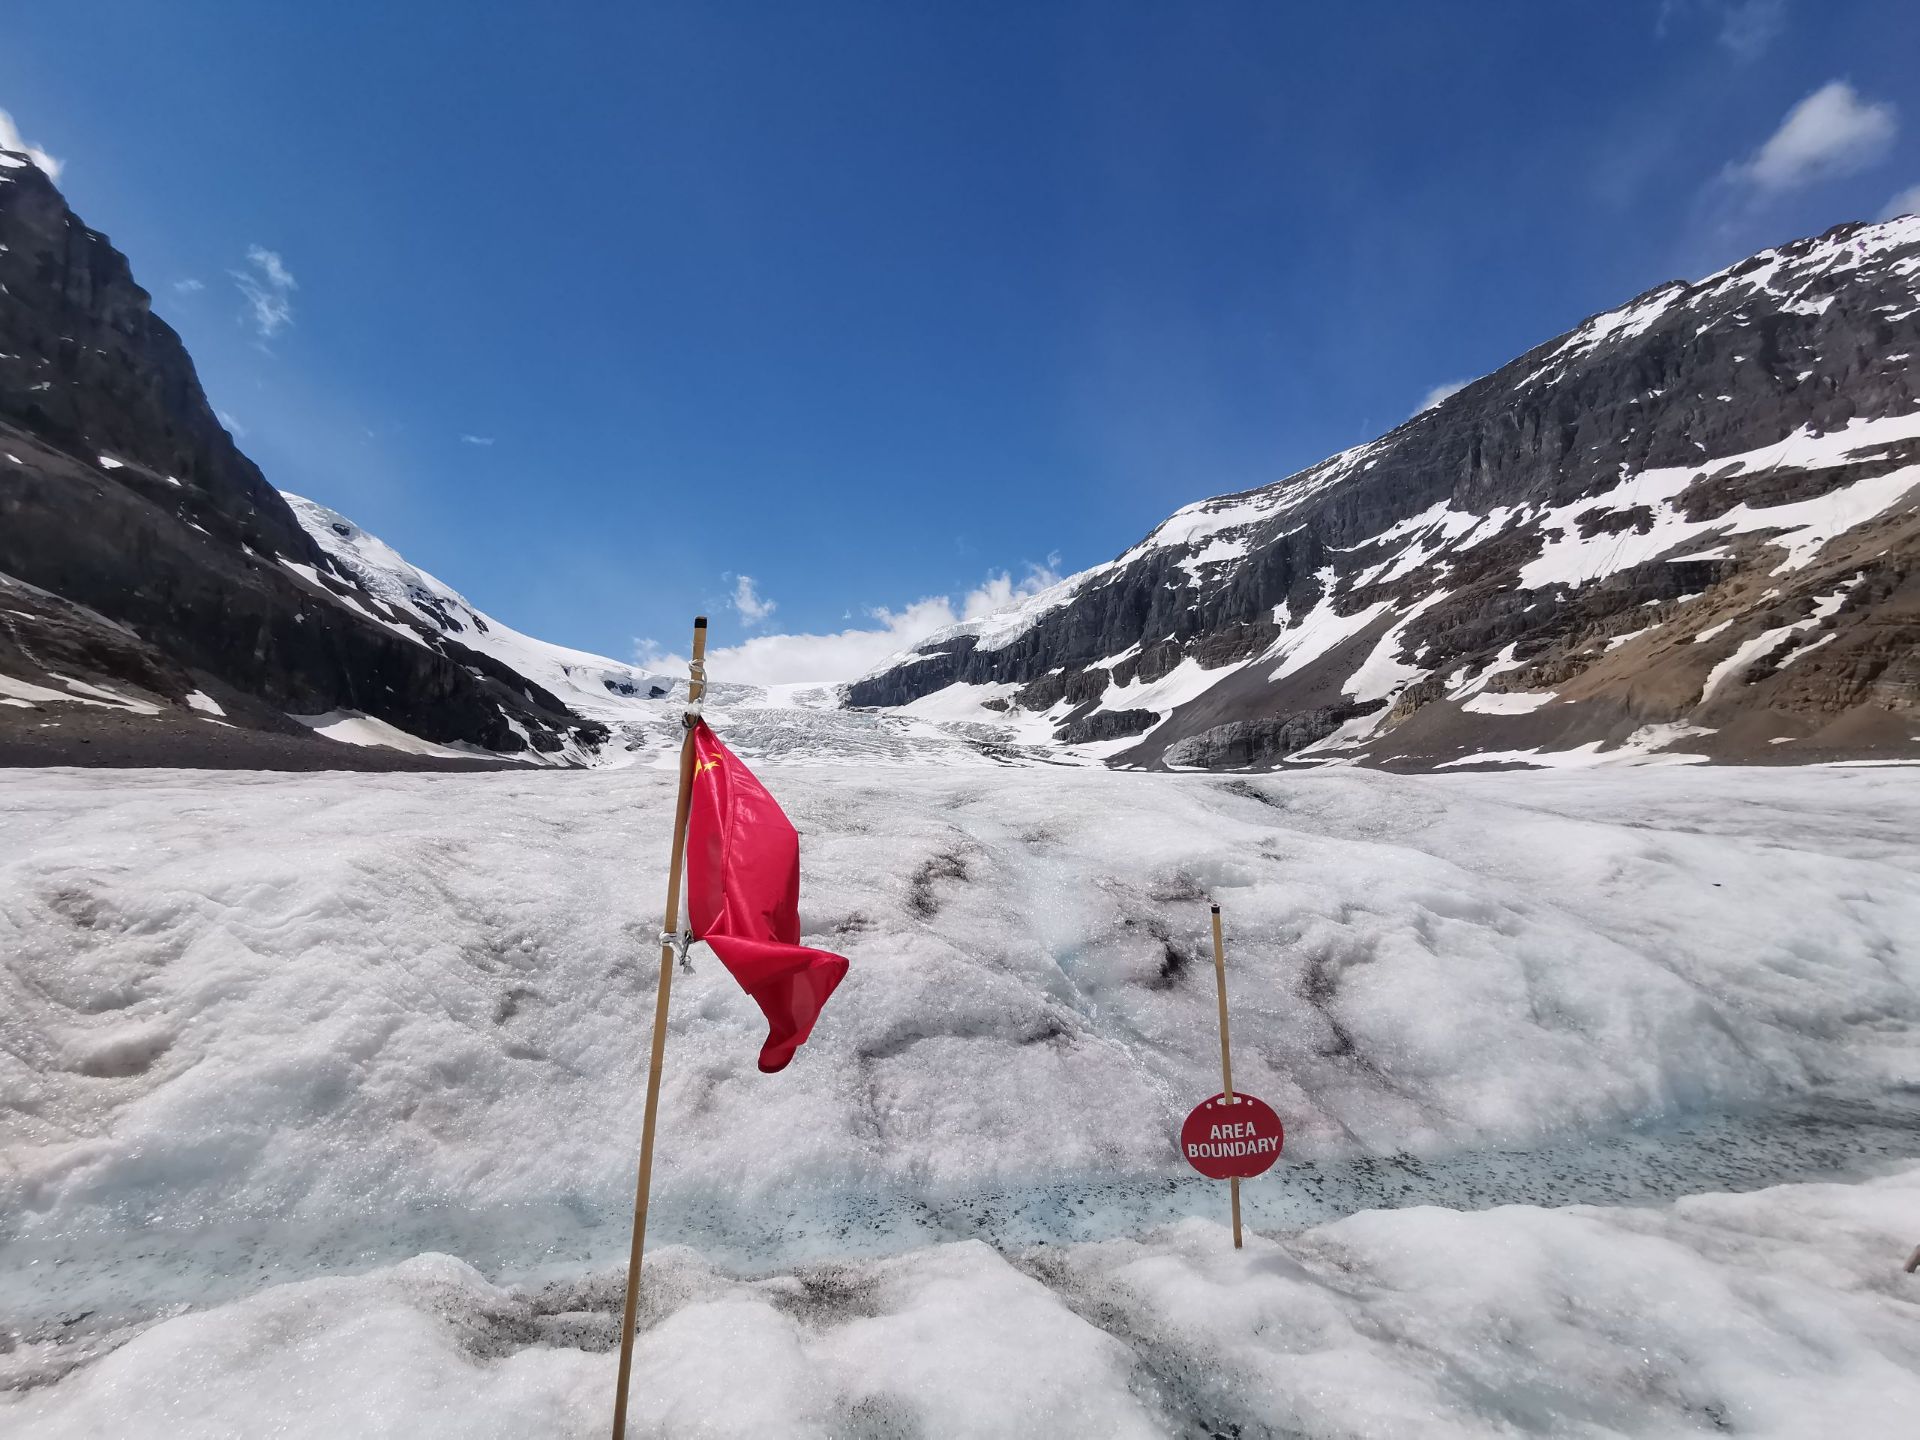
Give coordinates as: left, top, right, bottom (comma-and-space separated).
6, 141, 1914, 773
0, 150, 607, 765
848, 216, 1920, 769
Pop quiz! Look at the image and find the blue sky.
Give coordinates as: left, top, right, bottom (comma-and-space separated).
4, 1, 1918, 682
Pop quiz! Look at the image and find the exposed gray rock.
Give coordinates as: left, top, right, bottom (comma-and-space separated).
0, 153, 597, 760
1162, 702, 1385, 769
1054, 708, 1157, 745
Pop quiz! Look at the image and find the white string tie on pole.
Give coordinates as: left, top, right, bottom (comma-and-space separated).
658, 927, 694, 972
683, 655, 708, 729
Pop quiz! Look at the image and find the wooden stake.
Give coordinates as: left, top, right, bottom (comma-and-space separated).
611, 616, 708, 1440
1209, 901, 1243, 1249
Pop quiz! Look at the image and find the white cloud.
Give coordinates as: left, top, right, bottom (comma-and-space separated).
730, 574, 777, 626
459, 434, 495, 447
1727, 81, 1897, 193
173, 278, 206, 294
249, 247, 295, 289
1655, 1, 1788, 62
638, 597, 957, 687
0, 108, 61, 179
231, 246, 297, 338
1716, 0, 1788, 62
1882, 185, 1920, 220
960, 559, 1063, 620
215, 410, 247, 438
1413, 379, 1470, 417
636, 556, 1066, 686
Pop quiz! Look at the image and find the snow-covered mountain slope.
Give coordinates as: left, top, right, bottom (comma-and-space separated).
851, 216, 1920, 770
281, 493, 1075, 769
6, 761, 1920, 1430
283, 494, 673, 726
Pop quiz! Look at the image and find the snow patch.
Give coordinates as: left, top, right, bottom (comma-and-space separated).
290, 710, 487, 760
1461, 690, 1556, 715
0, 674, 164, 715
1437, 723, 1715, 769
1268, 573, 1393, 684
1702, 586, 1854, 702
1514, 409, 1920, 591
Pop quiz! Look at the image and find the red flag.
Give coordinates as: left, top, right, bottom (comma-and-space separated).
684, 721, 849, 1072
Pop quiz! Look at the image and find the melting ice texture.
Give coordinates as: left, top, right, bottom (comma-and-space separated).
4, 764, 1919, 1322
10, 1167, 1920, 1437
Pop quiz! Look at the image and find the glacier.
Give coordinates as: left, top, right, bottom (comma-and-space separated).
5, 759, 1920, 1434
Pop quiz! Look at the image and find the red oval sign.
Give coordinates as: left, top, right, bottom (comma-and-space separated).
1180, 1092, 1284, 1179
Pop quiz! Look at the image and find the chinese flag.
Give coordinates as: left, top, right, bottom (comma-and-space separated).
684, 721, 849, 1072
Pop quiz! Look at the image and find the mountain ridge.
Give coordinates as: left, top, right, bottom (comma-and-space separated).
847, 214, 1920, 769
3, 139, 1915, 771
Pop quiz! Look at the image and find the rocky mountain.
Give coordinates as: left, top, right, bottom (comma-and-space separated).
280, 493, 674, 733
285, 492, 1080, 771
6, 136, 1916, 774
0, 149, 624, 768
848, 216, 1920, 769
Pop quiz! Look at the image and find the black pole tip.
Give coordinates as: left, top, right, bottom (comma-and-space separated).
694, 615, 708, 629
1210, 902, 1220, 913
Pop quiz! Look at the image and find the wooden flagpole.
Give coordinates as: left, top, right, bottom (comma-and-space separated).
1209, 901, 1243, 1249
611, 615, 708, 1440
